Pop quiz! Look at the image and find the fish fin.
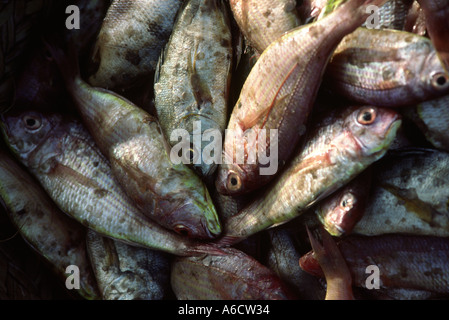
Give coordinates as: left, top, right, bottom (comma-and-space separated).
240, 62, 300, 130
188, 43, 213, 109
214, 235, 243, 247
306, 226, 354, 300
186, 243, 228, 256
48, 161, 106, 194
298, 250, 325, 278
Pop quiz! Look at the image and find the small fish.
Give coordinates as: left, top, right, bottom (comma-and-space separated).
0, 147, 100, 300
229, 0, 301, 53
154, 0, 233, 177
216, 105, 401, 245
325, 28, 449, 107
86, 229, 171, 300
301, 227, 355, 300
352, 148, 449, 237
216, 0, 389, 196
171, 246, 296, 299
315, 169, 372, 236
0, 110, 222, 256
46, 41, 222, 240
88, 0, 183, 90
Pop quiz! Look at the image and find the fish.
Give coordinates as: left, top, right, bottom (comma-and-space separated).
0, 110, 223, 257
315, 169, 372, 236
416, 0, 449, 68
154, 0, 233, 177
215, 0, 389, 196
302, 227, 355, 300
46, 41, 222, 240
88, 0, 183, 90
352, 148, 449, 237
0, 146, 100, 300
86, 229, 171, 300
229, 0, 301, 53
216, 105, 401, 246
402, 94, 449, 151
325, 28, 449, 107
170, 246, 296, 299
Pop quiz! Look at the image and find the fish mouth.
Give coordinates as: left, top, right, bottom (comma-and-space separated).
170, 201, 221, 240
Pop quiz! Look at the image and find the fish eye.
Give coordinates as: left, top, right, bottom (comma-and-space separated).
174, 224, 191, 237
226, 172, 242, 192
357, 107, 376, 125
340, 194, 355, 210
22, 114, 42, 131
431, 72, 449, 90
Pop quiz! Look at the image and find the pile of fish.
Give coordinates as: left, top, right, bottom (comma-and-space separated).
0, 0, 448, 300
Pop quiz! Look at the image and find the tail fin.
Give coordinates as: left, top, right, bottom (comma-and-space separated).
305, 226, 355, 300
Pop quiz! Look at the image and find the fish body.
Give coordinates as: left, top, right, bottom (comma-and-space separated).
229, 0, 300, 53
403, 94, 449, 151
353, 149, 449, 237
154, 0, 233, 177
325, 28, 449, 107
0, 110, 221, 256
216, 0, 389, 196
0, 147, 100, 300
217, 106, 401, 245
47, 43, 222, 240
89, 0, 183, 90
86, 230, 171, 300
339, 235, 449, 294
171, 247, 295, 299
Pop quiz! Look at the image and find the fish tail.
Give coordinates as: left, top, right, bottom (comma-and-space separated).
306, 226, 355, 300
43, 36, 80, 92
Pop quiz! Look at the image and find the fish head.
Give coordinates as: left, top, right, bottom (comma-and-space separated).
421, 50, 449, 97
346, 106, 402, 160
162, 172, 222, 240
317, 191, 358, 237
0, 110, 59, 164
